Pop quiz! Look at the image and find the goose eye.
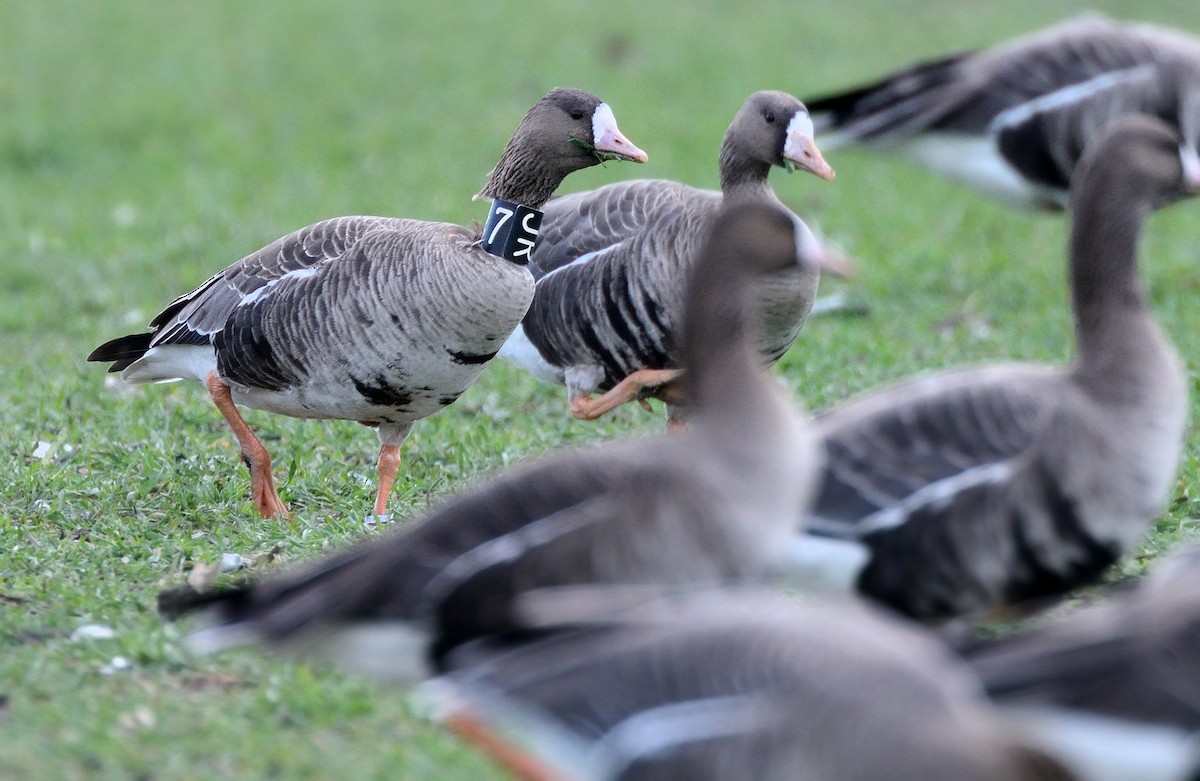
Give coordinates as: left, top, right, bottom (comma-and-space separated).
765, 111, 776, 123
570, 109, 585, 120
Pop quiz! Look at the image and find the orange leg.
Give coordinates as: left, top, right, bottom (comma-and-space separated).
569, 368, 685, 421
444, 710, 563, 781
205, 373, 288, 519
372, 443, 401, 520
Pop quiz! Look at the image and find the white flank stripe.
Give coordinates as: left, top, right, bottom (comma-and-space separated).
989, 66, 1155, 132
594, 695, 773, 777
537, 244, 618, 283
420, 500, 608, 610
852, 459, 1017, 536
237, 266, 320, 307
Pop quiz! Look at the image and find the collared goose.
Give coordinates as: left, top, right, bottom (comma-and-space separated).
806, 15, 1200, 209
419, 590, 1075, 781
88, 88, 647, 522
499, 91, 840, 425
963, 545, 1200, 781
786, 115, 1197, 622
157, 202, 825, 679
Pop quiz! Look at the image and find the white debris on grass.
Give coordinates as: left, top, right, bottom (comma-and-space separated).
71, 624, 116, 642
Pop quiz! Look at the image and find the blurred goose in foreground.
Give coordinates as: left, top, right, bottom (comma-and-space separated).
500, 91, 841, 426
806, 15, 1200, 209
420, 590, 1075, 781
88, 88, 646, 522
787, 115, 1197, 622
964, 545, 1200, 781
157, 202, 826, 678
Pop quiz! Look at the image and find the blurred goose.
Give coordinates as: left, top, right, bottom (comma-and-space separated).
807, 15, 1200, 209
499, 91, 840, 425
787, 115, 1197, 622
157, 202, 827, 678
420, 589, 1075, 781
88, 88, 646, 521
964, 545, 1200, 780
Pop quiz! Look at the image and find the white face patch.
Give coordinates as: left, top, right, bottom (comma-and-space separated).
783, 111, 816, 160
1180, 144, 1200, 192
592, 102, 618, 145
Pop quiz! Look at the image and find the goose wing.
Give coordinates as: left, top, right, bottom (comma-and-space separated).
810, 15, 1197, 141
811, 365, 1056, 530
146, 215, 403, 348
532, 180, 700, 278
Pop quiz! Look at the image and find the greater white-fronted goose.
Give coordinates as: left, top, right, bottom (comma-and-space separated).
157, 203, 825, 679
420, 590, 1075, 781
963, 545, 1200, 780
786, 115, 1197, 622
807, 15, 1200, 209
88, 88, 647, 522
499, 91, 840, 425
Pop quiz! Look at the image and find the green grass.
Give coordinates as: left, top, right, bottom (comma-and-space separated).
2, 0, 1199, 777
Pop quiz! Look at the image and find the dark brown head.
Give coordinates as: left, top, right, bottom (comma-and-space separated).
1072, 114, 1200, 210
478, 88, 647, 207
720, 90, 835, 187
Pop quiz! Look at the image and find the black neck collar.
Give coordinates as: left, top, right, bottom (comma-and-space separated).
481, 198, 544, 264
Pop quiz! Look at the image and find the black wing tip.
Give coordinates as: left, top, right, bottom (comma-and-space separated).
156, 581, 257, 621
87, 332, 153, 370
806, 51, 972, 131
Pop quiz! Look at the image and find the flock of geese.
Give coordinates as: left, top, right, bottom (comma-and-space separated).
90, 14, 1200, 781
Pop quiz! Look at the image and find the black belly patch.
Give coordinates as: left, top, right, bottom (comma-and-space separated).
447, 348, 499, 365
353, 375, 415, 408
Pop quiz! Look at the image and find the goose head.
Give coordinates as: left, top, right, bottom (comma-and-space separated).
721, 90, 835, 186
477, 87, 646, 206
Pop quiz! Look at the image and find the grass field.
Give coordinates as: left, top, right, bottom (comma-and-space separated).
2, 0, 1199, 777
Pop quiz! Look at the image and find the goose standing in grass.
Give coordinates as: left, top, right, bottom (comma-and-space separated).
499, 91, 840, 425
157, 203, 827, 679
787, 115, 1198, 623
88, 88, 646, 522
806, 15, 1200, 209
420, 590, 1076, 781
963, 545, 1200, 781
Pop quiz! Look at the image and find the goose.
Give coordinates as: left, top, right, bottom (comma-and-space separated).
419, 589, 1076, 781
499, 90, 840, 426
786, 115, 1197, 623
806, 14, 1200, 209
156, 202, 827, 680
88, 88, 647, 522
963, 545, 1200, 780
